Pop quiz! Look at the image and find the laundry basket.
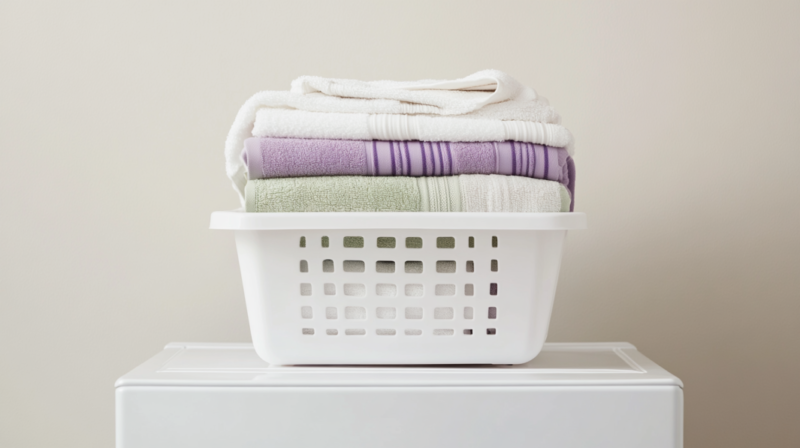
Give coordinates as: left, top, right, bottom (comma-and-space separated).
211, 211, 586, 365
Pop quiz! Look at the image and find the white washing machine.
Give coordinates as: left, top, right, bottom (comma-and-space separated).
116, 342, 682, 447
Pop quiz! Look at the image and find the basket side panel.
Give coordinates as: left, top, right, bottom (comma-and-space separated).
235, 228, 567, 365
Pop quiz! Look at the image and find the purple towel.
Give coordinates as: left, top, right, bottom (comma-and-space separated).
242, 137, 576, 210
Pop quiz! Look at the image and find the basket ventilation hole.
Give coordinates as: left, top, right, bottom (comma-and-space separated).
322, 259, 334, 273
433, 329, 454, 336
466, 261, 474, 273
376, 329, 396, 336
436, 260, 456, 273
299, 236, 306, 248
299, 260, 308, 273
302, 328, 314, 335
376, 307, 396, 319
464, 307, 474, 319
434, 307, 454, 319
405, 307, 423, 319
465, 284, 474, 296
491, 259, 498, 272
405, 237, 423, 249
488, 307, 497, 319
326, 329, 338, 336
345, 306, 366, 319
343, 260, 365, 273
468, 236, 474, 248
321, 236, 329, 248
300, 283, 312, 296
405, 261, 423, 273
436, 237, 455, 249
345, 329, 366, 336
492, 236, 498, 248
487, 328, 497, 335
405, 284, 423, 297
405, 329, 422, 336
376, 261, 395, 273
376, 284, 397, 296
463, 329, 473, 335
324, 283, 336, 295
490, 283, 498, 296
343, 284, 366, 297
326, 307, 338, 319
343, 236, 364, 248
377, 237, 396, 248
435, 284, 456, 296
301, 306, 312, 319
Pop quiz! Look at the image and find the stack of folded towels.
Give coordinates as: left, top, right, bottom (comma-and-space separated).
225, 70, 575, 213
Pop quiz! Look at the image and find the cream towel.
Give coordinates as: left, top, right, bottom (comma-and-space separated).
245, 175, 568, 213
252, 109, 572, 147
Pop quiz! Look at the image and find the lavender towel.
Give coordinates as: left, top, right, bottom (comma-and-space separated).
242, 137, 576, 210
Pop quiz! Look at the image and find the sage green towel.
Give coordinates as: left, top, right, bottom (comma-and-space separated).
245, 174, 570, 213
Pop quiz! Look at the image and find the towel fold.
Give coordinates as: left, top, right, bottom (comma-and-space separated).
245, 175, 570, 213
241, 137, 576, 209
289, 69, 559, 121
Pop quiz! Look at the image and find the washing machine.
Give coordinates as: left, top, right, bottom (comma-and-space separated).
116, 341, 682, 447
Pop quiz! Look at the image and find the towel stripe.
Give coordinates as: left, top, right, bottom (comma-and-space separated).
544, 145, 549, 179
372, 141, 379, 176
431, 142, 437, 175
404, 141, 412, 176
389, 141, 397, 175
436, 143, 444, 175
363, 140, 566, 182
527, 143, 533, 177
445, 142, 453, 175
397, 140, 404, 175
420, 142, 427, 176
522, 143, 528, 176
392, 142, 403, 176
510, 141, 517, 175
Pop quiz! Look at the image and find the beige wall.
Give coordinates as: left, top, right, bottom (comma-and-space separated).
1, 1, 798, 446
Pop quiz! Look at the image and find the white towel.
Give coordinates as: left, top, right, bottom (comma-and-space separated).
252, 108, 572, 151
286, 89, 557, 122
289, 69, 558, 120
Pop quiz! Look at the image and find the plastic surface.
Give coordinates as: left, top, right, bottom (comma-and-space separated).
116, 342, 683, 448
116, 342, 682, 388
211, 211, 586, 365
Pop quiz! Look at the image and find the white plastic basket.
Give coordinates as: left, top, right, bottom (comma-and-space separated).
211, 211, 586, 365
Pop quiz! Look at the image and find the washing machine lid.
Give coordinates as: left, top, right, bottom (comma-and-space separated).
115, 342, 682, 388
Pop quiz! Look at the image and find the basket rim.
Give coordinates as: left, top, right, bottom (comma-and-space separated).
210, 210, 587, 230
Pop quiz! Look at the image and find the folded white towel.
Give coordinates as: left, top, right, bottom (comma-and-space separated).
252, 108, 572, 152
286, 89, 557, 122
289, 69, 558, 120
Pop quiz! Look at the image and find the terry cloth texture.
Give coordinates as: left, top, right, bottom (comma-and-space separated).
244, 175, 569, 213
223, 71, 574, 204
289, 69, 559, 121
241, 137, 576, 209
251, 108, 572, 148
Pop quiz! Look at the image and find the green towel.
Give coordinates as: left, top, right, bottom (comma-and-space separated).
245, 175, 570, 213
